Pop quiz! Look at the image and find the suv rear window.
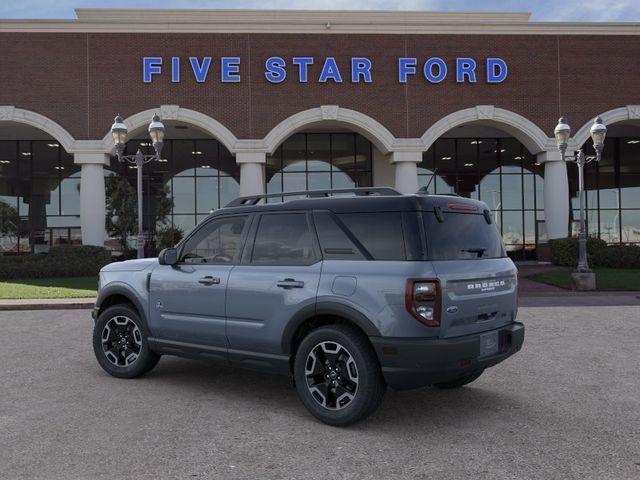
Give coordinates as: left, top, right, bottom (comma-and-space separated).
423, 211, 505, 260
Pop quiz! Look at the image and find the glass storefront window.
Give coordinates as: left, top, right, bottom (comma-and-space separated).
0, 140, 81, 254
570, 136, 640, 245
599, 210, 621, 243
621, 210, 640, 243
106, 138, 240, 254
266, 133, 372, 200
620, 180, 640, 208
501, 175, 523, 210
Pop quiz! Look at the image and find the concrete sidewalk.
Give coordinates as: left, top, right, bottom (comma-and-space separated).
1, 263, 639, 310
1, 291, 639, 311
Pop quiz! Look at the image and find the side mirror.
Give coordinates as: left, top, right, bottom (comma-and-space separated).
158, 248, 178, 266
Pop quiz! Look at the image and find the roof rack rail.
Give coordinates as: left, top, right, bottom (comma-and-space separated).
225, 187, 401, 207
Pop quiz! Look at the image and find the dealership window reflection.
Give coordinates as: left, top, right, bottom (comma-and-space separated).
266, 133, 373, 200
570, 137, 640, 244
107, 138, 239, 252
0, 140, 80, 254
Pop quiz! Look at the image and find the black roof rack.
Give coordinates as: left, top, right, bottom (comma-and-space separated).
225, 187, 401, 207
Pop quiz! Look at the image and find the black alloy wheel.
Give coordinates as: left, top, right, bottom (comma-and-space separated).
294, 324, 386, 426
93, 304, 160, 379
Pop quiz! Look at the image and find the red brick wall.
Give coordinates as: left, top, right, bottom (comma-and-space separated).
1, 32, 639, 142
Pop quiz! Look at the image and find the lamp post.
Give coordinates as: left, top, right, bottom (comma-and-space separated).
554, 116, 607, 288
110, 113, 166, 259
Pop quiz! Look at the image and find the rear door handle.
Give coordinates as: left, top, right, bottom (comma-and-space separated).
277, 278, 305, 289
198, 276, 221, 285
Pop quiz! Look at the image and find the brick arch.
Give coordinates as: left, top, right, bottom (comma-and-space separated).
420, 105, 552, 154
100, 105, 239, 154
0, 106, 76, 152
571, 105, 640, 148
263, 106, 396, 155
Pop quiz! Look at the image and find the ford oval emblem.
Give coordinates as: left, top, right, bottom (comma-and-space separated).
446, 306, 459, 314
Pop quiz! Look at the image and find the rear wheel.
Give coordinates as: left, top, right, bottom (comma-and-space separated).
93, 304, 160, 378
434, 369, 484, 389
293, 324, 386, 426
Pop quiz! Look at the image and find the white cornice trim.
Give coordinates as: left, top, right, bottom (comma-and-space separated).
74, 9, 532, 23
1, 9, 640, 35
2, 22, 640, 35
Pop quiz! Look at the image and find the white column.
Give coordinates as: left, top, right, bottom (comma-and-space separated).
391, 151, 421, 194
539, 151, 569, 240
237, 152, 266, 197
75, 152, 109, 247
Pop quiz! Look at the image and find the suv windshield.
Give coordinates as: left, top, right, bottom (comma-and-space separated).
423, 211, 505, 260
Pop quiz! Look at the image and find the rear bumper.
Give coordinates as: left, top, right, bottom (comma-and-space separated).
370, 322, 524, 390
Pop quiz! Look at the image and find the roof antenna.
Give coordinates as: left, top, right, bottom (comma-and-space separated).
419, 167, 438, 194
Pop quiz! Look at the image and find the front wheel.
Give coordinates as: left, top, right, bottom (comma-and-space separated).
92, 304, 160, 378
293, 324, 386, 427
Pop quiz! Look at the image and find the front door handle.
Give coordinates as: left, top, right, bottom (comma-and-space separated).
198, 276, 221, 285
277, 278, 305, 289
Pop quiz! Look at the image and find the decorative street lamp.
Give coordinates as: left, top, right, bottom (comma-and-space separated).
554, 116, 607, 288
110, 113, 165, 259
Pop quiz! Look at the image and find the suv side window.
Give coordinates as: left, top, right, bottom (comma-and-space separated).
180, 216, 247, 264
337, 212, 406, 260
313, 211, 366, 260
251, 213, 318, 266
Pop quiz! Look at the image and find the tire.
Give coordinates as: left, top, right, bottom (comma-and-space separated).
93, 304, 160, 379
434, 369, 484, 389
293, 324, 386, 427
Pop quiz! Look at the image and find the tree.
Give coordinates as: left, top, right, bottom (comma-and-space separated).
105, 176, 173, 253
0, 201, 18, 238
156, 225, 184, 250
0, 201, 19, 252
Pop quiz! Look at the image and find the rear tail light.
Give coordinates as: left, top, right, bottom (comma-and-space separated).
405, 279, 441, 327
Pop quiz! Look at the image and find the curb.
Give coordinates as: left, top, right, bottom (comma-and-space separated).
0, 299, 95, 311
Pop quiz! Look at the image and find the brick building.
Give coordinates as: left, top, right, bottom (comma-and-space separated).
1, 9, 639, 257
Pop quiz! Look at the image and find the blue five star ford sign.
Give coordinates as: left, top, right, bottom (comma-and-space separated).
142, 56, 508, 84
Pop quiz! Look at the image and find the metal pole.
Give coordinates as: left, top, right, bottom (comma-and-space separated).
135, 149, 144, 259
576, 150, 590, 272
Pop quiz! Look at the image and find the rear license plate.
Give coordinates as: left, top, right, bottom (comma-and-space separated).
479, 331, 499, 358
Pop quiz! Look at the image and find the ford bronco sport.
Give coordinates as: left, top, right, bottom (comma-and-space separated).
92, 187, 524, 426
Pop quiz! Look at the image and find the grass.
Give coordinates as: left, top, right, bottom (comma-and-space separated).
528, 267, 640, 291
0, 276, 98, 299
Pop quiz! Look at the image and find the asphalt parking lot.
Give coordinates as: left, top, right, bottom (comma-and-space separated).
0, 306, 638, 480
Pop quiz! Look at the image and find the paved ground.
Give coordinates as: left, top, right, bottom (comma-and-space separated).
0, 307, 638, 480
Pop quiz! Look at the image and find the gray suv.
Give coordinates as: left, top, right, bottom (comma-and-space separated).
92, 188, 524, 426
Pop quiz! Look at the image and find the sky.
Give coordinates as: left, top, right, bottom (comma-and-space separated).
0, 0, 639, 22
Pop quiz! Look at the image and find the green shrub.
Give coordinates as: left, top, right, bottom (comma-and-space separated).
550, 237, 607, 267
0, 245, 112, 280
593, 245, 640, 269
550, 237, 640, 269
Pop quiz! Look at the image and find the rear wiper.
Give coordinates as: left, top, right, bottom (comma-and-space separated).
461, 247, 487, 258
